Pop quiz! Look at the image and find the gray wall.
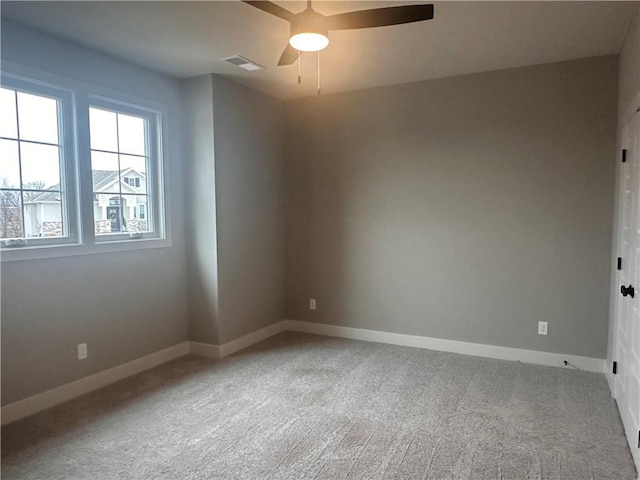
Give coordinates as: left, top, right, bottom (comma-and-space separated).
607, 5, 640, 372
212, 76, 286, 344
617, 4, 640, 125
184, 75, 221, 345
1, 21, 189, 405
184, 75, 286, 345
0, 18, 623, 405
285, 56, 618, 359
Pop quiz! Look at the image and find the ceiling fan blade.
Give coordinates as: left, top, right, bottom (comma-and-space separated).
241, 1, 294, 22
326, 4, 434, 30
278, 44, 299, 66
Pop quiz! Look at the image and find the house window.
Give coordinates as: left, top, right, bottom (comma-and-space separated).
1, 68, 168, 260
90, 101, 159, 240
0, 81, 76, 247
123, 177, 140, 188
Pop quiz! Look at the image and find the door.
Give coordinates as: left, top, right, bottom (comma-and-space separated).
106, 206, 121, 232
615, 108, 640, 472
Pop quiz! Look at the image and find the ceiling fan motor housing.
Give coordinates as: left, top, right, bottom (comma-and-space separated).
290, 9, 329, 51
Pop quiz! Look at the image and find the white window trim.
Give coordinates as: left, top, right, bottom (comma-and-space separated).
0, 74, 80, 249
88, 95, 166, 244
0, 62, 172, 262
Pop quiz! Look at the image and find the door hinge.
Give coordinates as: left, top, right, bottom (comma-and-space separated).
613, 361, 617, 375
622, 149, 627, 163
617, 257, 622, 270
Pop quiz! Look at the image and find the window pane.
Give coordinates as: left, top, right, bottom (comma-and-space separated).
17, 91, 59, 144
0, 88, 18, 138
120, 154, 146, 175
117, 113, 146, 155
20, 142, 60, 189
89, 108, 118, 152
91, 151, 119, 191
123, 194, 150, 233
0, 139, 21, 188
23, 196, 64, 238
0, 189, 23, 239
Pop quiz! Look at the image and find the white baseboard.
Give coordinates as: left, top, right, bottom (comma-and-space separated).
605, 365, 616, 396
1, 319, 607, 426
1, 341, 190, 426
189, 321, 287, 359
218, 321, 287, 357
0, 322, 289, 426
283, 320, 606, 373
189, 341, 221, 358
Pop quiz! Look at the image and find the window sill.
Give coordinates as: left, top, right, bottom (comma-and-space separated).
1, 236, 172, 262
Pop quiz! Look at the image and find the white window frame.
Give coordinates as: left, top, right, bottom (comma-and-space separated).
1, 63, 171, 262
88, 96, 165, 244
0, 75, 79, 249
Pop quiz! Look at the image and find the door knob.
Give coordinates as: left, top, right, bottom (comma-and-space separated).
621, 285, 635, 298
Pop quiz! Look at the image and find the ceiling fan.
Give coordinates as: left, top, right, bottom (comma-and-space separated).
242, 0, 435, 66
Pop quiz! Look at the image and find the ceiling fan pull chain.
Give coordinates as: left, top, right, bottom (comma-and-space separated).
317, 51, 321, 95
298, 50, 302, 84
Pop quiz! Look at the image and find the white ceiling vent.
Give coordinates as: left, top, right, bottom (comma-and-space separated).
222, 55, 264, 72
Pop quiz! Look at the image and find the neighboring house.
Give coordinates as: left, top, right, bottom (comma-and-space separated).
25, 168, 148, 237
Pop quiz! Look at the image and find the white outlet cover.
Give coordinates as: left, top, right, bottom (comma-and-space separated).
538, 322, 548, 335
309, 299, 316, 310
78, 343, 88, 359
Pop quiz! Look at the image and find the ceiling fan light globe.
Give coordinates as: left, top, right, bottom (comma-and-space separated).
289, 32, 329, 52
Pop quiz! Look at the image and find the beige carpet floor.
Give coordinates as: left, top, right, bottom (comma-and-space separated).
1, 332, 637, 479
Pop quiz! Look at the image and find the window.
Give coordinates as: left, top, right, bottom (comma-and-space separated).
0, 80, 76, 247
1, 69, 167, 260
123, 177, 140, 188
89, 101, 159, 240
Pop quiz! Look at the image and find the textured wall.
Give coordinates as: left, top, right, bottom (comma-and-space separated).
1, 21, 188, 405
285, 56, 618, 358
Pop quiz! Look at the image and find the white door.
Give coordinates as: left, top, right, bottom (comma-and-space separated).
615, 108, 640, 473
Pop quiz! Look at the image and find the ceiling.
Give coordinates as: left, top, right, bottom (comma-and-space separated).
1, 1, 637, 100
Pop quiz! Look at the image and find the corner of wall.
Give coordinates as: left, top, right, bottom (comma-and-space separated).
182, 74, 221, 346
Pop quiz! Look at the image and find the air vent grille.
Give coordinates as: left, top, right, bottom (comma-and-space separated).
222, 55, 264, 71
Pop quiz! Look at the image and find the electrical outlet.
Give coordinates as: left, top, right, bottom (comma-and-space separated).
78, 343, 88, 360
309, 299, 316, 310
538, 322, 548, 335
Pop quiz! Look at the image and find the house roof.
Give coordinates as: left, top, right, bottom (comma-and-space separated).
94, 167, 145, 193
27, 169, 145, 203
92, 170, 118, 190
27, 189, 61, 203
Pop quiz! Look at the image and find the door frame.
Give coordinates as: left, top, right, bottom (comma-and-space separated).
610, 91, 640, 397
609, 92, 640, 476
